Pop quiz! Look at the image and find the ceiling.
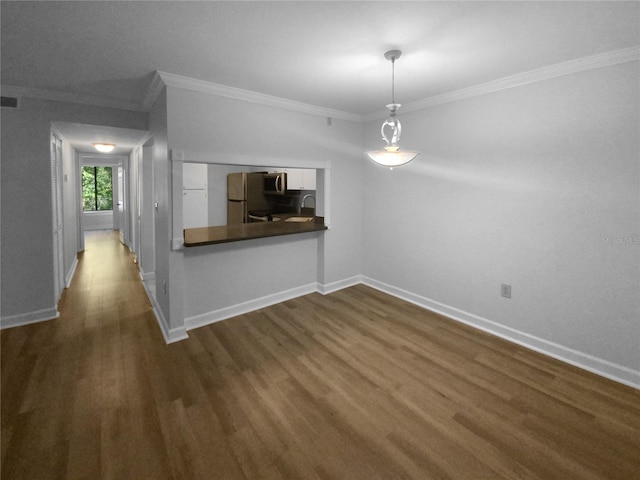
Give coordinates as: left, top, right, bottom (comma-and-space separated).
52, 122, 149, 155
2, 1, 639, 119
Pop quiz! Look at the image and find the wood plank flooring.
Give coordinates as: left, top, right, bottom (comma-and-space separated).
2, 230, 639, 479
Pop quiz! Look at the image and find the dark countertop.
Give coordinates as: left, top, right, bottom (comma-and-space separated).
184, 217, 326, 247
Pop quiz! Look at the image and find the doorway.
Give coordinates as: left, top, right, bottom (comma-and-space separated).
78, 154, 129, 249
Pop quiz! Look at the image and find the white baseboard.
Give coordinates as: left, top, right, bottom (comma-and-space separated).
138, 270, 640, 389
361, 276, 640, 390
1, 307, 59, 330
183, 278, 362, 334
185, 282, 319, 331
141, 278, 188, 344
84, 224, 114, 231
139, 269, 155, 282
317, 275, 363, 295
65, 257, 78, 288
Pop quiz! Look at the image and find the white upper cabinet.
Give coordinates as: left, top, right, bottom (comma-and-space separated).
284, 168, 316, 190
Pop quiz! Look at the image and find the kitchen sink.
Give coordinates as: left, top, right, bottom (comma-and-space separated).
284, 216, 314, 223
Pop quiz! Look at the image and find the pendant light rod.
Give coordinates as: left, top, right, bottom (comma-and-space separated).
384, 50, 402, 105
391, 56, 395, 104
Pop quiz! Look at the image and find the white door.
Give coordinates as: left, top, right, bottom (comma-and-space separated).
50, 133, 65, 303
130, 150, 139, 259
117, 166, 125, 244
134, 149, 142, 261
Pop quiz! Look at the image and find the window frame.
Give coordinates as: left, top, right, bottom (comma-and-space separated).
82, 165, 113, 212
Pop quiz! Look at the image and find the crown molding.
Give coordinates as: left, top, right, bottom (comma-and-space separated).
364, 45, 640, 121
141, 71, 166, 111
156, 71, 363, 123
3, 45, 636, 120
0, 84, 146, 112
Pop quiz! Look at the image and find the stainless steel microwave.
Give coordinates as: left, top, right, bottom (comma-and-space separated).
263, 172, 287, 195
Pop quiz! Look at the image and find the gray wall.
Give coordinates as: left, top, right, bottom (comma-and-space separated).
2, 59, 636, 385
148, 87, 176, 330
164, 86, 363, 326
0, 96, 146, 323
362, 61, 639, 376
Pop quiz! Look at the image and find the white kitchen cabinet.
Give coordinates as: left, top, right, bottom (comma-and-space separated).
302, 169, 316, 190
284, 168, 316, 190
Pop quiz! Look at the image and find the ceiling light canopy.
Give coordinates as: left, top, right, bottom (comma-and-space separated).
365, 50, 420, 168
92, 143, 115, 153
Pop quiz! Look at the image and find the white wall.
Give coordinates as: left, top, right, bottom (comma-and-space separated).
362, 61, 639, 383
83, 211, 114, 230
148, 87, 176, 333
0, 96, 146, 325
183, 234, 318, 324
161, 86, 363, 332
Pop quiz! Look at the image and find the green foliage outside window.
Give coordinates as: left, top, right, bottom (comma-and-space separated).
82, 166, 113, 211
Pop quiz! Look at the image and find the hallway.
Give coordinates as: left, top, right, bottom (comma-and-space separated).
1, 230, 170, 479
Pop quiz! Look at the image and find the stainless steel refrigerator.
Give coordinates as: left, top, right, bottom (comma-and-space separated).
227, 172, 272, 224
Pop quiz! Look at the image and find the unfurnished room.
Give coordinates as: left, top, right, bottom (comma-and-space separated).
1, 1, 639, 479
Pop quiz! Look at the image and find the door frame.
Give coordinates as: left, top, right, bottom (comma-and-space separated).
138, 144, 155, 279
50, 131, 65, 304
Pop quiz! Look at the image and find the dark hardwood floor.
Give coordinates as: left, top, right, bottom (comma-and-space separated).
2, 230, 639, 479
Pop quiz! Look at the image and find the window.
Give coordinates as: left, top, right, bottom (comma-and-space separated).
82, 166, 113, 211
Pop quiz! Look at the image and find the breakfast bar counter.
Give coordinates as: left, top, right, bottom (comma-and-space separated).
183, 217, 327, 247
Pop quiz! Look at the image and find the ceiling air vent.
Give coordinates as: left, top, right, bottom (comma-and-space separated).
1, 96, 19, 108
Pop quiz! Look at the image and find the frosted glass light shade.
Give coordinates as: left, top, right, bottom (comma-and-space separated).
92, 143, 115, 153
365, 147, 420, 167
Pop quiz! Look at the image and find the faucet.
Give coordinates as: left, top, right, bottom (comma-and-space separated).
301, 194, 316, 214
301, 194, 316, 208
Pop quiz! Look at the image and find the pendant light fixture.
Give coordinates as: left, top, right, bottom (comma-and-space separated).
365, 50, 420, 168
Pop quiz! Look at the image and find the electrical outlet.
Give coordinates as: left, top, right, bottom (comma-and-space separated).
501, 284, 512, 299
